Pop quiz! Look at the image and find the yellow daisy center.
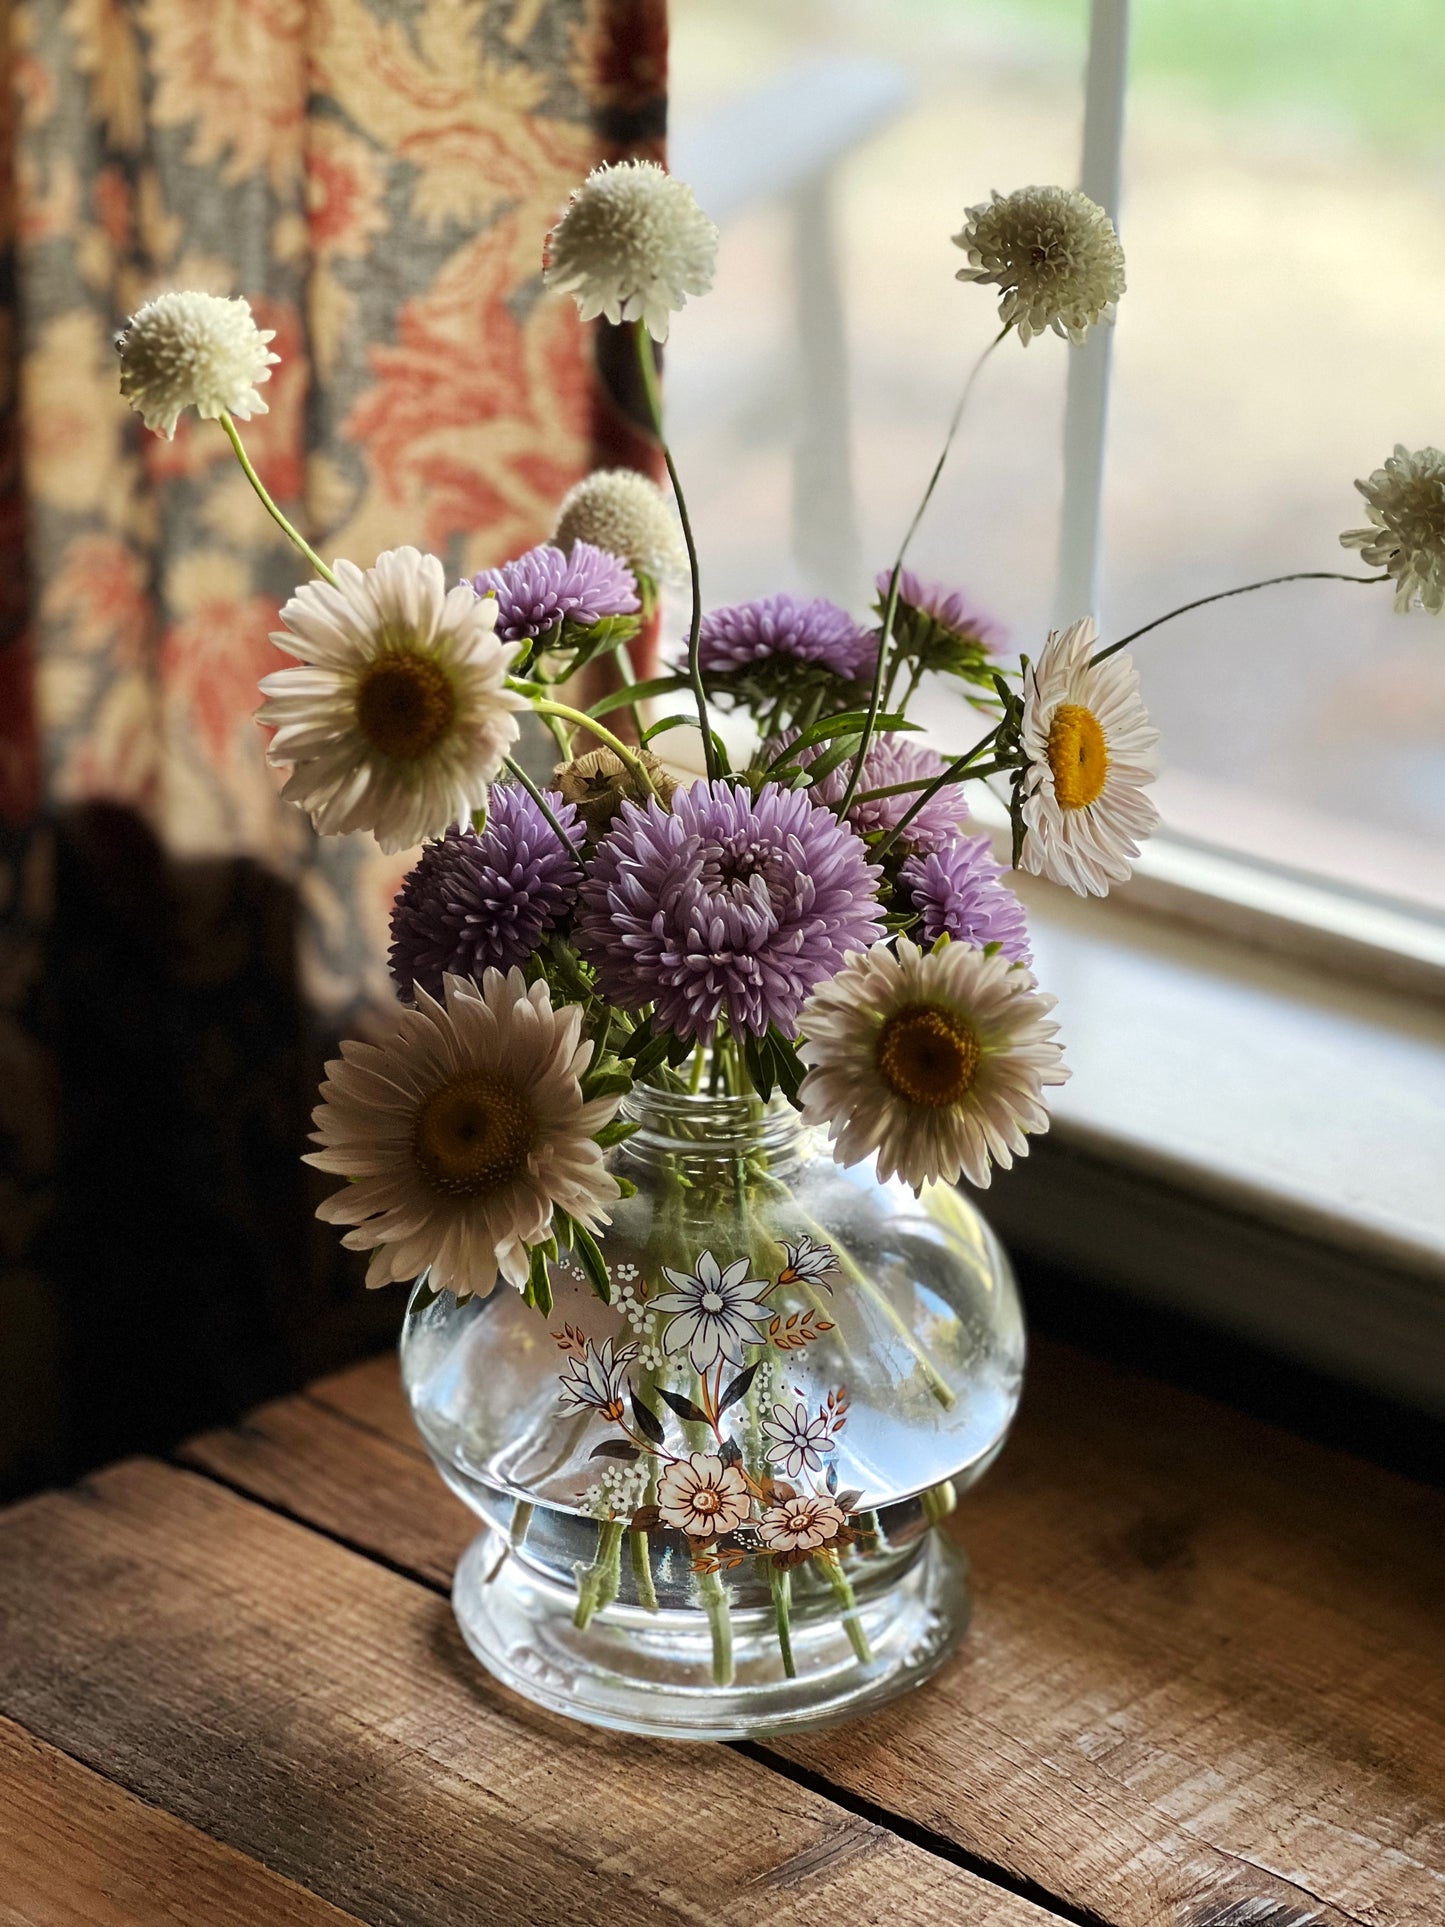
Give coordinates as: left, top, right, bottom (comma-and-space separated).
875, 1003, 981, 1110
354, 650, 456, 762
412, 1071, 536, 1198
1046, 702, 1109, 809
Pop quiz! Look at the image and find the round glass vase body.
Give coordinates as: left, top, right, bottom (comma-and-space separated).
399, 1084, 1024, 1741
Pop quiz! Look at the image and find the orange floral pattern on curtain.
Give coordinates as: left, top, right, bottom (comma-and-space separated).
0, 0, 667, 1495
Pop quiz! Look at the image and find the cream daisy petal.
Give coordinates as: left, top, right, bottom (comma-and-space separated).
1017, 616, 1160, 897
255, 546, 526, 854
307, 972, 621, 1300
797, 938, 1068, 1194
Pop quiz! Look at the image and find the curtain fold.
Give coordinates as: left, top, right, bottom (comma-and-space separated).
0, 0, 667, 1496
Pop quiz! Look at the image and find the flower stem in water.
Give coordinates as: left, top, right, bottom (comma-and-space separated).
921, 1478, 957, 1526
574, 1519, 624, 1630
630, 1528, 658, 1611
769, 1560, 797, 1679
696, 1565, 735, 1685
816, 1548, 872, 1665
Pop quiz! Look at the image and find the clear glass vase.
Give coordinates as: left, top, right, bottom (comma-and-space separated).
399, 1082, 1024, 1740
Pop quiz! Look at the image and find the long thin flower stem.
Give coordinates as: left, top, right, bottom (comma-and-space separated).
528, 697, 658, 792
219, 413, 336, 586
816, 1548, 872, 1664
769, 1560, 797, 1678
633, 323, 718, 782
501, 757, 584, 870
837, 323, 1010, 817
573, 1519, 624, 1630
1091, 570, 1390, 664
871, 722, 1004, 863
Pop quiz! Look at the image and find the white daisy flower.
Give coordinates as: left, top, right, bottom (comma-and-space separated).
651, 1251, 771, 1374
553, 468, 688, 588
954, 186, 1125, 345
117, 291, 279, 437
256, 546, 526, 854
761, 1400, 836, 1482
777, 1235, 838, 1292
557, 1337, 636, 1422
656, 1452, 751, 1538
545, 161, 718, 343
757, 1493, 846, 1555
305, 969, 621, 1298
1340, 444, 1445, 615
797, 937, 1069, 1194
1017, 615, 1160, 896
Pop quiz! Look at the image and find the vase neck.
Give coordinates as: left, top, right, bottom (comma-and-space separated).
619, 1083, 808, 1172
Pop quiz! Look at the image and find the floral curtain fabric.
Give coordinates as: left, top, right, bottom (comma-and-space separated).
0, 0, 666, 1494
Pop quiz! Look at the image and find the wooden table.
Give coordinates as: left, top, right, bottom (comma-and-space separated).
2, 1337, 1441, 1927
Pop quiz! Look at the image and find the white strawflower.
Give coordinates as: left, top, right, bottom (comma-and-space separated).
256, 546, 526, 854
545, 161, 717, 342
954, 186, 1125, 345
553, 468, 687, 587
1018, 616, 1159, 896
797, 937, 1068, 1194
117, 291, 279, 437
1340, 444, 1445, 615
306, 970, 622, 1298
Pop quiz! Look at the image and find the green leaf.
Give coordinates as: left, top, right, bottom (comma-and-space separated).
587, 673, 693, 719
582, 1066, 634, 1101
570, 1218, 612, 1305
523, 1243, 554, 1318
765, 1028, 805, 1104
743, 1032, 775, 1101
594, 1118, 639, 1148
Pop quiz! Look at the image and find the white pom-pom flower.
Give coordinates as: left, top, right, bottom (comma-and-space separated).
117, 290, 279, 437
954, 186, 1125, 345
1340, 444, 1445, 615
797, 937, 1068, 1194
545, 161, 718, 343
1017, 616, 1159, 897
256, 546, 526, 854
553, 467, 687, 587
306, 969, 622, 1299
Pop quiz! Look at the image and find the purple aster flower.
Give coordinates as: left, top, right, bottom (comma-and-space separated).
696, 594, 878, 683
389, 785, 584, 1000
900, 835, 1032, 964
474, 541, 639, 644
766, 731, 969, 857
576, 780, 882, 1042
876, 567, 1005, 653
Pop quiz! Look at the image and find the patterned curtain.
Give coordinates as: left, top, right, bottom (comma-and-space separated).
0, 0, 667, 1496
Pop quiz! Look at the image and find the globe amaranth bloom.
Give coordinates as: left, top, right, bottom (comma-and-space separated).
877, 567, 1005, 683
389, 784, 584, 1001
553, 468, 687, 592
697, 597, 878, 705
118, 290, 278, 437
473, 541, 639, 646
576, 779, 883, 1042
954, 185, 1125, 345
545, 160, 718, 343
767, 731, 970, 858
900, 835, 1031, 964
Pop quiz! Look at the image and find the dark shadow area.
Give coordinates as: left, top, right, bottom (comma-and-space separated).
1018, 1253, 1445, 1492
1, 803, 400, 1503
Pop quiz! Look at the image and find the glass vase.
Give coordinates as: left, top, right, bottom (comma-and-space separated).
399, 1082, 1024, 1740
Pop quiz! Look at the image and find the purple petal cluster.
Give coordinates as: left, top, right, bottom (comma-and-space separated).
878, 567, 1005, 651
900, 836, 1032, 963
474, 541, 639, 643
768, 731, 969, 857
576, 780, 883, 1042
697, 594, 877, 682
389, 785, 584, 1000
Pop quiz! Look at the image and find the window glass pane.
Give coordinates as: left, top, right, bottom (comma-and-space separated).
1095, 0, 1445, 912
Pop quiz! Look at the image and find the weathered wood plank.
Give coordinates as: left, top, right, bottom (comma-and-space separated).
0, 1463, 1051, 1927
181, 1344, 1445, 1927
0, 1716, 364, 1927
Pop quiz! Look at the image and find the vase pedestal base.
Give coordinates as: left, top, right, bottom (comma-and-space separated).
451, 1526, 971, 1741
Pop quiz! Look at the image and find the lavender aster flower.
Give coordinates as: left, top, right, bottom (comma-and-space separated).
473, 541, 639, 645
389, 785, 584, 1000
900, 835, 1032, 964
767, 731, 969, 858
876, 566, 1004, 687
576, 780, 882, 1042
695, 594, 877, 701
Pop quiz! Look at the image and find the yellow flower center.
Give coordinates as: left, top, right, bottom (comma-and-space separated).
1046, 702, 1109, 809
412, 1071, 536, 1198
354, 650, 456, 762
875, 1003, 981, 1110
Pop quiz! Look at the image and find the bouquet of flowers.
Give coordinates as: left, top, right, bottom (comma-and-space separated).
116, 162, 1437, 1716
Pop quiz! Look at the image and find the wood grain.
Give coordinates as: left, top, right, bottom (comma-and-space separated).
0, 1716, 364, 1927
0, 1462, 1051, 1927
179, 1344, 1445, 1927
